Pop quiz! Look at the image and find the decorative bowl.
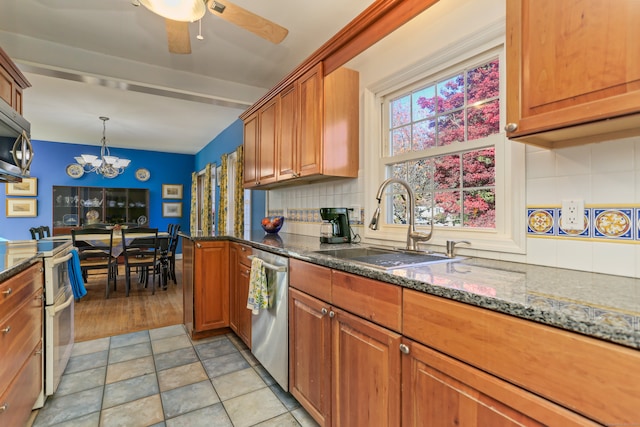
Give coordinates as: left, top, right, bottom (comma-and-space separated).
261, 216, 284, 234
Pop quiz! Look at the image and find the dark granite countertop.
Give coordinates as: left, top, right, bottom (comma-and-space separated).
181, 231, 640, 350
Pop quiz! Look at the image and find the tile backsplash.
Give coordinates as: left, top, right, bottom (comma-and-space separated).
266, 136, 640, 277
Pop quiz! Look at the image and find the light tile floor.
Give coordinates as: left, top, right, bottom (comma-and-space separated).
32, 325, 319, 427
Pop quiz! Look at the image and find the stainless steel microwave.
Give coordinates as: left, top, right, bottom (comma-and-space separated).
0, 100, 32, 182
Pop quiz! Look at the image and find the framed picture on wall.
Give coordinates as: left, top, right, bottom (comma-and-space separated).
6, 198, 37, 217
162, 202, 182, 218
162, 184, 183, 199
6, 178, 38, 196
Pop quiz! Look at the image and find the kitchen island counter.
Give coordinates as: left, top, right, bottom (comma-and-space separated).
182, 231, 640, 349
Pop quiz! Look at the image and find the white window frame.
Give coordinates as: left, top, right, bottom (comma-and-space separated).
363, 23, 525, 255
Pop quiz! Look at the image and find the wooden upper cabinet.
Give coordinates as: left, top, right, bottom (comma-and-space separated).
243, 113, 259, 188
297, 63, 324, 178
0, 46, 30, 114
243, 63, 358, 189
244, 98, 279, 188
277, 83, 298, 181
506, 0, 640, 146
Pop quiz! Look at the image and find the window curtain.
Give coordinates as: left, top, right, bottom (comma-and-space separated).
202, 163, 213, 235
219, 154, 228, 234
234, 145, 244, 236
189, 171, 198, 235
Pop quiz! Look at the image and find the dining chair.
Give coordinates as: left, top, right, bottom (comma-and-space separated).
71, 228, 118, 298
39, 226, 51, 238
121, 227, 160, 296
29, 227, 39, 240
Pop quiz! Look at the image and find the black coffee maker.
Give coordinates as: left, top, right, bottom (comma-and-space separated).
319, 207, 351, 243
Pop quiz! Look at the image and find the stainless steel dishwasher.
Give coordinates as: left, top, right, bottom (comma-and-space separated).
248, 248, 289, 391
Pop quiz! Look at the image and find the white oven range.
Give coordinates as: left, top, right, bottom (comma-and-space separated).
33, 239, 75, 409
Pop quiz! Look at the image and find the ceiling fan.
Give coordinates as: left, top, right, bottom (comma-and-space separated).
137, 0, 289, 54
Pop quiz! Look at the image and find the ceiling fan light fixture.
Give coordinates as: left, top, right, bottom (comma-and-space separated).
139, 0, 206, 22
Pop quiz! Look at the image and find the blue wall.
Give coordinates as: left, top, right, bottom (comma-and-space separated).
0, 140, 194, 242
194, 119, 265, 231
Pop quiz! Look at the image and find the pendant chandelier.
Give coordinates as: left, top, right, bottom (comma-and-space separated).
74, 117, 131, 178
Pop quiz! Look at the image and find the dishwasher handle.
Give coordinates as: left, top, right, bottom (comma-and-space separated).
247, 255, 288, 273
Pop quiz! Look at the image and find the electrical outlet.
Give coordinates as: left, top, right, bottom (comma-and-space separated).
561, 199, 584, 231
349, 205, 361, 223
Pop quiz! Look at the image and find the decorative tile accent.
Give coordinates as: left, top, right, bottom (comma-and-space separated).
527, 205, 640, 243
593, 208, 633, 240
268, 208, 366, 225
527, 209, 555, 235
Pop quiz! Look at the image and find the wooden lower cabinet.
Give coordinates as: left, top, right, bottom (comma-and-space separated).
289, 283, 401, 427
401, 338, 598, 427
0, 262, 43, 427
182, 239, 229, 339
289, 288, 332, 426
332, 307, 401, 427
229, 242, 252, 347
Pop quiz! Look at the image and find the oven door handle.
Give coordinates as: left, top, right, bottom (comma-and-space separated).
46, 294, 74, 317
51, 252, 73, 267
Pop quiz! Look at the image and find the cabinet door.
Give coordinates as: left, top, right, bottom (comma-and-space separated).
332, 307, 401, 427
506, 0, 640, 143
228, 244, 240, 334
298, 63, 323, 177
193, 241, 229, 332
229, 244, 252, 347
243, 113, 259, 188
79, 187, 105, 227
258, 97, 278, 185
277, 83, 298, 181
52, 186, 80, 235
402, 339, 597, 427
289, 288, 332, 427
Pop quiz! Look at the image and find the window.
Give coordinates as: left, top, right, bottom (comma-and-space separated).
384, 59, 499, 229
363, 37, 525, 254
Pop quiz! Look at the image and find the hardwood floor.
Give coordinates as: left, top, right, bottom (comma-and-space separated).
74, 261, 183, 342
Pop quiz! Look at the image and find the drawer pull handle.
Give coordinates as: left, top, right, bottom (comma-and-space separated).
329, 310, 335, 318
1, 288, 12, 296
241, 247, 246, 251
0, 403, 7, 413
321, 308, 328, 316
1, 326, 10, 334
399, 344, 410, 354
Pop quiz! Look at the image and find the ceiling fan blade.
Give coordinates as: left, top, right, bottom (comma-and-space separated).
207, 0, 288, 44
165, 19, 192, 54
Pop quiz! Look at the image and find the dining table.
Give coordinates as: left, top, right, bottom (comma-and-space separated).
55, 231, 173, 289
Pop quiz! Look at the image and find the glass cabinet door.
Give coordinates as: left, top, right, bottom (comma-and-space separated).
79, 187, 105, 226
127, 189, 148, 225
53, 186, 79, 228
105, 188, 127, 224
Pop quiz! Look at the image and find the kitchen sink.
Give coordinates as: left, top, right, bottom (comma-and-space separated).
311, 246, 461, 270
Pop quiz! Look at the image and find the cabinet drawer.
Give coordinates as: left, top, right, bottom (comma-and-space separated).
0, 289, 43, 397
332, 271, 402, 332
290, 259, 331, 302
403, 289, 640, 426
236, 243, 253, 267
0, 263, 42, 320
0, 340, 42, 427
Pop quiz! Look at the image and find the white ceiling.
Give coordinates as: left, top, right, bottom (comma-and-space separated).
0, 0, 374, 154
